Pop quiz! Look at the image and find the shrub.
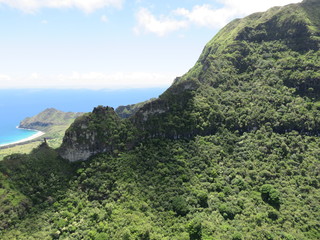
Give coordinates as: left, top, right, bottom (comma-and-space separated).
187, 219, 202, 240
219, 203, 242, 220
260, 184, 280, 208
172, 196, 189, 216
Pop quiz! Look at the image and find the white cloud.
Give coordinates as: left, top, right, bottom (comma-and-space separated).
0, 0, 124, 13
134, 0, 302, 35
30, 72, 40, 79
0, 72, 176, 89
0, 74, 11, 82
41, 20, 48, 24
175, 4, 237, 29
101, 15, 108, 22
134, 8, 188, 37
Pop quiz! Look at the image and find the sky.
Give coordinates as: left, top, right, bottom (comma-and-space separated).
0, 0, 302, 90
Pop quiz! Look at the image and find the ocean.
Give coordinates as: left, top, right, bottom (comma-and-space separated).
0, 88, 166, 146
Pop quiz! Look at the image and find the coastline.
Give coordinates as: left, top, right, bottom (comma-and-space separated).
0, 130, 45, 148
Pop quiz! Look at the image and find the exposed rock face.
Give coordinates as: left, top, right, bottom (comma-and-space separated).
58, 126, 100, 162
59, 106, 134, 162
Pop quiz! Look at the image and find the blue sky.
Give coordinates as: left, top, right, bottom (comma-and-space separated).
0, 0, 301, 89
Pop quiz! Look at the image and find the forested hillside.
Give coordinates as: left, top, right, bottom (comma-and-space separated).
0, 0, 320, 239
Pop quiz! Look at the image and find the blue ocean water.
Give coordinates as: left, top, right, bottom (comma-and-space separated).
0, 128, 39, 146
0, 88, 166, 146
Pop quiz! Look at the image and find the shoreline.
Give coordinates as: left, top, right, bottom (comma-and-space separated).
0, 130, 45, 148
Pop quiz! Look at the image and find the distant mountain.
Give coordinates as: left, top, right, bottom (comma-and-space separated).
19, 108, 84, 131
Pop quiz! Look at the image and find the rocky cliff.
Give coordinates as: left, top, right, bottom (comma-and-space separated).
59, 106, 136, 162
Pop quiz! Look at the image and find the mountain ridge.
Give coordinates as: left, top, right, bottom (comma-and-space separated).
60, 0, 320, 162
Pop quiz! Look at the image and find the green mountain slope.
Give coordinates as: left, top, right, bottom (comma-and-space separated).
1, 0, 320, 239
131, 0, 320, 139
19, 108, 83, 132
59, 0, 320, 162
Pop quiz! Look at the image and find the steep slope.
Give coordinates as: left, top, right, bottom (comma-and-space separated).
60, 0, 320, 161
59, 106, 136, 162
132, 0, 320, 138
0, 142, 73, 232
2, 131, 320, 239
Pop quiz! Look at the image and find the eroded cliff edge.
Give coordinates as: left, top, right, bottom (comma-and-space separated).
59, 106, 136, 162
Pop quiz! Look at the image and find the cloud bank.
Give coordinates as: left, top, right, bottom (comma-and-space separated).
0, 72, 176, 90
133, 8, 188, 37
0, 0, 124, 13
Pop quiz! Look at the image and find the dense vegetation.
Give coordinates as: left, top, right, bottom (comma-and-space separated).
132, 0, 320, 140
1, 131, 319, 239
1, 0, 320, 239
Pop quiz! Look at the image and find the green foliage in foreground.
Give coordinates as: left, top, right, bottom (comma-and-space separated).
1, 129, 319, 239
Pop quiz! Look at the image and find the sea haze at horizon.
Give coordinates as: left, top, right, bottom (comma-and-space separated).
0, 88, 166, 146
